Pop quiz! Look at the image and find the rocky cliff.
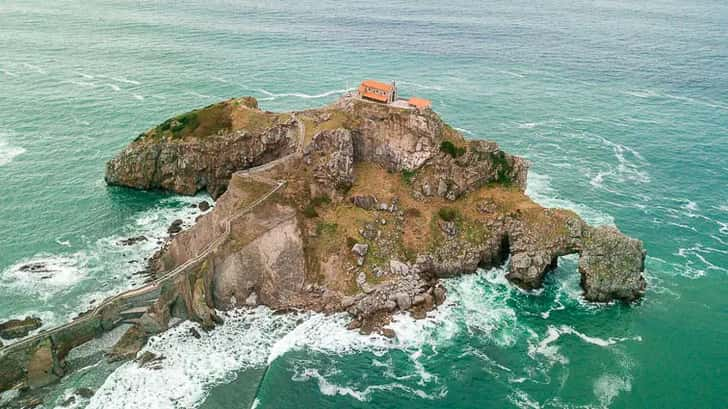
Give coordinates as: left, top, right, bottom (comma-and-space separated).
105, 97, 299, 198
107, 95, 646, 336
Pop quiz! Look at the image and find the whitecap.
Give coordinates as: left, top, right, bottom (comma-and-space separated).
104, 83, 121, 91
662, 93, 728, 112
1, 194, 211, 328
22, 62, 46, 74
107, 76, 140, 85
0, 69, 17, 77
291, 366, 446, 402
621, 89, 659, 99
507, 389, 542, 409
593, 374, 632, 407
63, 80, 96, 88
87, 308, 300, 409
0, 133, 26, 166
132, 94, 144, 100
0, 253, 90, 297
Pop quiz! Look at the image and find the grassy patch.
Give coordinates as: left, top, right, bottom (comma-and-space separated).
401, 169, 417, 185
316, 222, 338, 235
303, 194, 331, 218
303, 205, 319, 218
440, 141, 467, 158
490, 151, 513, 186
438, 207, 460, 222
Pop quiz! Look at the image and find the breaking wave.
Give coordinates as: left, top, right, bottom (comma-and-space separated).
0, 132, 26, 167
0, 195, 212, 331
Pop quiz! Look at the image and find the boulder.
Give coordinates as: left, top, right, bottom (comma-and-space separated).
351, 195, 377, 210
393, 293, 412, 310
351, 243, 369, 257
303, 128, 355, 195
76, 388, 95, 399
118, 236, 147, 246
198, 201, 211, 212
389, 260, 409, 276
167, 219, 183, 234
433, 286, 447, 305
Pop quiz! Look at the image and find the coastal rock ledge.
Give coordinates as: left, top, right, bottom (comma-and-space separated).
0, 94, 646, 396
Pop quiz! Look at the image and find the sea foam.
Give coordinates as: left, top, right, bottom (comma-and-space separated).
0, 133, 26, 166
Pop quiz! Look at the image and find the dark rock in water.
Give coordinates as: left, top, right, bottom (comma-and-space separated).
118, 236, 148, 246
0, 316, 42, 339
18, 262, 51, 273
210, 312, 224, 325
168, 219, 184, 234
75, 388, 95, 399
350, 195, 377, 210
189, 327, 201, 339
61, 395, 76, 407
381, 328, 396, 339
190, 203, 198, 208
346, 319, 361, 330
198, 200, 211, 212
433, 285, 447, 305
136, 351, 158, 367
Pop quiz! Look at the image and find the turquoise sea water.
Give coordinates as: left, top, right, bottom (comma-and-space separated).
1, 1, 726, 408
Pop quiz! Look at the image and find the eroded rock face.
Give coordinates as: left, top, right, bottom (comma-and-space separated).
105, 98, 299, 199
213, 207, 305, 309
414, 140, 530, 199
303, 128, 355, 197
579, 226, 646, 302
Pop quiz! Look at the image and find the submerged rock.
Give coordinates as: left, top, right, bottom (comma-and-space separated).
75, 388, 95, 399
167, 219, 183, 234
18, 263, 51, 273
118, 236, 147, 246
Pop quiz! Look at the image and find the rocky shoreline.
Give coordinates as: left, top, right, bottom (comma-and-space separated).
0, 94, 646, 399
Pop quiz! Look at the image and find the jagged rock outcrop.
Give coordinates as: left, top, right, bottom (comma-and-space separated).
105, 97, 298, 198
579, 226, 646, 302
303, 128, 355, 198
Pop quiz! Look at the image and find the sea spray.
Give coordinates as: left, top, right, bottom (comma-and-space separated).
0, 194, 212, 333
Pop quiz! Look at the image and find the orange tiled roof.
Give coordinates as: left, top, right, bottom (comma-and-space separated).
408, 97, 432, 109
360, 79, 394, 92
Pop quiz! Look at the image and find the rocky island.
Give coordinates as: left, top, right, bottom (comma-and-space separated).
0, 94, 645, 395
106, 94, 646, 331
